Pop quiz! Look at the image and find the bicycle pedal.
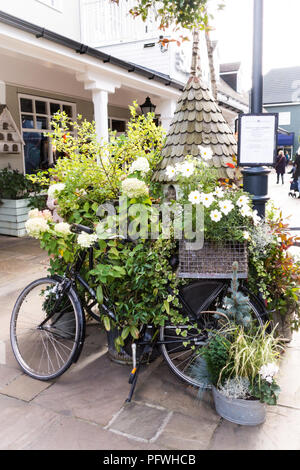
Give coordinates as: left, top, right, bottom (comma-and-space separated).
128, 367, 137, 384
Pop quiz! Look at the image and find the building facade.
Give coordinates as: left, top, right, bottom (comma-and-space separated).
0, 0, 248, 175
264, 66, 300, 157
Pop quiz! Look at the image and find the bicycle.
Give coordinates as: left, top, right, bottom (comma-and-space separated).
10, 223, 267, 402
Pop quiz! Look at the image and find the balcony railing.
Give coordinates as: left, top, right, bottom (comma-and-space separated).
81, 0, 160, 47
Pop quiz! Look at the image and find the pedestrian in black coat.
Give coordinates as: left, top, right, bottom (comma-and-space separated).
294, 153, 300, 197
275, 150, 286, 184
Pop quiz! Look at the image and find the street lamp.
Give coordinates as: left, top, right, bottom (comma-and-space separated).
242, 0, 271, 218
140, 97, 156, 116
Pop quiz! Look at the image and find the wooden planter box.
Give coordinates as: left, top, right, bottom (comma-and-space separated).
0, 198, 30, 237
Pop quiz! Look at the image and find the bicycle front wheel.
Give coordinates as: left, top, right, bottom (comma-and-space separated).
10, 277, 85, 381
160, 280, 264, 389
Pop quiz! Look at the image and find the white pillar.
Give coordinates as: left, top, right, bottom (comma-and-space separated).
157, 99, 177, 132
76, 72, 120, 145
0, 81, 6, 104
92, 89, 108, 143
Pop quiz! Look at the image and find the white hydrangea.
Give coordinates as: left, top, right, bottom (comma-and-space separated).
54, 222, 71, 236
77, 232, 98, 248
129, 157, 150, 175
259, 363, 279, 384
25, 217, 49, 238
28, 208, 40, 219
121, 178, 149, 199
48, 183, 65, 199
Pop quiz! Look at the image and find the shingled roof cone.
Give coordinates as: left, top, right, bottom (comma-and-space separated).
153, 75, 239, 182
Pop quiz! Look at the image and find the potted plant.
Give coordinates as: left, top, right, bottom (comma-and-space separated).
0, 168, 44, 237
248, 208, 300, 342
200, 325, 281, 426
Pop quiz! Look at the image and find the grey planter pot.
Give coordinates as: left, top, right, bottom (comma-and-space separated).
212, 386, 266, 426
0, 198, 30, 237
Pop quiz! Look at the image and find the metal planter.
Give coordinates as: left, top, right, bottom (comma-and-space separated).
212, 385, 266, 426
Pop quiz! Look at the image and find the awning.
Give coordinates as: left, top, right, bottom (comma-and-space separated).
277, 132, 294, 146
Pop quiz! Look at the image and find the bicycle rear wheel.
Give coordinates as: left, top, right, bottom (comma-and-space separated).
160, 280, 264, 388
10, 277, 85, 381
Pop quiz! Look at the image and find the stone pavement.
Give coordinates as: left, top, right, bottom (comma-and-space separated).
0, 172, 299, 450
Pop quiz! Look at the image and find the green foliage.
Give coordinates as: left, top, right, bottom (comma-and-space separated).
250, 376, 281, 406
201, 332, 231, 386
218, 262, 252, 328
128, 0, 220, 32
248, 213, 300, 330
0, 168, 43, 201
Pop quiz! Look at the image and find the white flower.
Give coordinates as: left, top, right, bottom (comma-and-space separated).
121, 178, 149, 199
25, 217, 49, 238
243, 231, 251, 241
252, 210, 261, 226
28, 208, 40, 219
165, 165, 177, 180
199, 146, 213, 161
41, 210, 53, 221
188, 190, 202, 205
210, 210, 222, 222
77, 232, 98, 248
240, 204, 253, 218
259, 363, 279, 383
236, 195, 250, 208
54, 222, 71, 236
219, 200, 234, 216
48, 183, 65, 199
200, 192, 215, 208
214, 187, 225, 199
179, 161, 195, 178
129, 157, 150, 175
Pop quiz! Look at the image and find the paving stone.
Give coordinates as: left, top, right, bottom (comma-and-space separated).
33, 351, 134, 426
0, 374, 53, 402
107, 401, 171, 442
134, 362, 219, 423
277, 346, 300, 409
208, 405, 300, 450
0, 364, 23, 388
156, 411, 219, 450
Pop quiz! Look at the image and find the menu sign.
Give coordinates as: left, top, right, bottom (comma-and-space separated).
237, 114, 278, 167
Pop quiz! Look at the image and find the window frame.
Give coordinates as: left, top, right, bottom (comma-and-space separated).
18, 93, 76, 172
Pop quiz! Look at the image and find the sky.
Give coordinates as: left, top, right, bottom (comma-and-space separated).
209, 0, 300, 88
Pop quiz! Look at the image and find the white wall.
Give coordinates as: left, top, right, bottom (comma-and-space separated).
0, 0, 82, 41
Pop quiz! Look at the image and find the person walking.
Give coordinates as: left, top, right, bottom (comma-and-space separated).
294, 151, 300, 198
275, 150, 286, 184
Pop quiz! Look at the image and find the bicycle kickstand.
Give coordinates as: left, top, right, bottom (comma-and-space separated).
126, 344, 140, 403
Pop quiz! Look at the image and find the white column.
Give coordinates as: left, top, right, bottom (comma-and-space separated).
157, 99, 177, 132
76, 72, 120, 145
0, 81, 6, 104
92, 89, 108, 143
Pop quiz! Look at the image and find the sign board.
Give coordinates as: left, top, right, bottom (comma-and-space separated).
237, 113, 278, 167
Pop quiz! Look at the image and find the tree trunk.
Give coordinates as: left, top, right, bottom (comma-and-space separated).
191, 26, 202, 78
205, 29, 218, 100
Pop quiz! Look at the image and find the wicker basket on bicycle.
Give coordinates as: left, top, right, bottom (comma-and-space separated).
178, 238, 248, 279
